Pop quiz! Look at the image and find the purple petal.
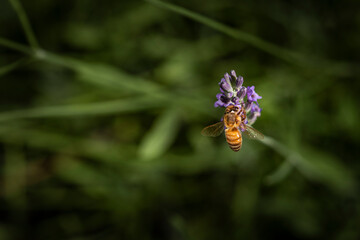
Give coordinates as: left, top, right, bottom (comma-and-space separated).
237, 86, 246, 99
246, 86, 254, 97
235, 76, 243, 90
244, 101, 253, 111
214, 93, 230, 108
214, 100, 225, 107
224, 72, 231, 79
247, 106, 261, 124
216, 93, 223, 100
251, 103, 261, 113
247, 86, 262, 103
219, 78, 233, 92
224, 102, 231, 107
224, 73, 232, 86
230, 70, 237, 79
219, 94, 231, 104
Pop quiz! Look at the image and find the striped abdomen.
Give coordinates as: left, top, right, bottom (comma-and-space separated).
225, 127, 242, 152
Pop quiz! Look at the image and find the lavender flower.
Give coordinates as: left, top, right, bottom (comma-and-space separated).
214, 72, 245, 107
214, 70, 262, 126
246, 86, 262, 103
247, 103, 262, 125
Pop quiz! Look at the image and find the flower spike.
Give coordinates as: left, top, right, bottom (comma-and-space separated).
214, 70, 262, 125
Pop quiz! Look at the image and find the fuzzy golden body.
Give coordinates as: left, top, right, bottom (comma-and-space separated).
201, 105, 264, 152
225, 128, 242, 151
223, 105, 243, 151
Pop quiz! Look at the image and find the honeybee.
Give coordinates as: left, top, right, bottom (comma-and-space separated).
201, 105, 264, 151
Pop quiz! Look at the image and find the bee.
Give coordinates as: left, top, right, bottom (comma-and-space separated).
201, 105, 264, 152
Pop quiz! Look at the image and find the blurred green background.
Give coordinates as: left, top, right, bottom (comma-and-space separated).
0, 0, 359, 239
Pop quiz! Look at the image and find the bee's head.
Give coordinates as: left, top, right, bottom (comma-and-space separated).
225, 105, 239, 114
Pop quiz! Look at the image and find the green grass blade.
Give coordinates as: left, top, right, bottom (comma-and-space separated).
0, 57, 34, 77
262, 136, 355, 193
8, 0, 40, 50
0, 97, 164, 122
297, 147, 355, 194
145, 0, 304, 65
0, 127, 135, 163
139, 107, 181, 161
41, 51, 165, 95
265, 161, 293, 185
0, 37, 34, 55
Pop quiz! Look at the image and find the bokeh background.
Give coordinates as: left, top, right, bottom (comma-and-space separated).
0, 0, 359, 239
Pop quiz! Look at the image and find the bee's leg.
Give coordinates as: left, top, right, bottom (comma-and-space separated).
235, 117, 241, 126
239, 107, 246, 121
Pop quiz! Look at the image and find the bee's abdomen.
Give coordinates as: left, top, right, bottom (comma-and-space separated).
225, 128, 242, 152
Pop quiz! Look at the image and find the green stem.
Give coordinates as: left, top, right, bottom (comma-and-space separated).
0, 37, 34, 55
8, 0, 40, 50
261, 136, 309, 180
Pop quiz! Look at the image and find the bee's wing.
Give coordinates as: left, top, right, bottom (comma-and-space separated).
201, 122, 224, 137
243, 124, 264, 140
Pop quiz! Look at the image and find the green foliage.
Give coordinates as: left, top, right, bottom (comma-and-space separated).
139, 107, 181, 160
0, 0, 359, 239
